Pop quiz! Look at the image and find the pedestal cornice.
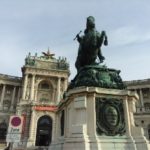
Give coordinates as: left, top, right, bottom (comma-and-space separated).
58, 87, 139, 110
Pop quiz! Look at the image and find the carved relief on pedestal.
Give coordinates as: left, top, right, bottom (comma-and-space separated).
96, 98, 125, 136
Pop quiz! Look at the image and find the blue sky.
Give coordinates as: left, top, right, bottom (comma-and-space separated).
0, 0, 150, 81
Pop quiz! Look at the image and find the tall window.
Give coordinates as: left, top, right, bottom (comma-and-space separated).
144, 103, 150, 112
39, 82, 50, 90
0, 121, 7, 141
60, 110, 65, 136
37, 80, 52, 102
148, 125, 150, 140
143, 89, 149, 99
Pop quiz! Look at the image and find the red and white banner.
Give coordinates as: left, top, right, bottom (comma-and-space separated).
33, 106, 58, 112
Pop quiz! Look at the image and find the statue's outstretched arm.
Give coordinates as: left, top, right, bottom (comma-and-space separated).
74, 31, 82, 42
77, 34, 82, 43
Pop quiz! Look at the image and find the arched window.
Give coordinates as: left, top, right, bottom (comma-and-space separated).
0, 121, 7, 141
37, 80, 53, 102
39, 81, 50, 90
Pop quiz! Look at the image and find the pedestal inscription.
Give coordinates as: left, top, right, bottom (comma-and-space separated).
96, 98, 125, 136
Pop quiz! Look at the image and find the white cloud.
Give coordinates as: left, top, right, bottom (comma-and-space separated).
0, 0, 150, 81
109, 26, 150, 47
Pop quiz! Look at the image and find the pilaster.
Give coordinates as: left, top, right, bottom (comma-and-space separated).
10, 86, 16, 111
28, 110, 36, 146
30, 74, 35, 100
22, 74, 28, 100
57, 77, 61, 103
123, 96, 132, 137
64, 78, 68, 91
17, 87, 21, 103
139, 89, 144, 111
0, 84, 6, 110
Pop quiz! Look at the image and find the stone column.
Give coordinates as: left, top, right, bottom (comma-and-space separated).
64, 78, 68, 91
123, 96, 132, 137
35, 89, 38, 102
22, 74, 28, 100
17, 87, 21, 103
0, 84, 6, 109
25, 110, 32, 140
57, 77, 61, 103
139, 89, 144, 111
10, 86, 16, 111
30, 74, 35, 100
27, 110, 36, 147
52, 114, 56, 142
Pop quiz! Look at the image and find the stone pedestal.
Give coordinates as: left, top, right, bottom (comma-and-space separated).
49, 87, 150, 150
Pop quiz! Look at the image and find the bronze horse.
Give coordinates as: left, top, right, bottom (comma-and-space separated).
75, 16, 108, 72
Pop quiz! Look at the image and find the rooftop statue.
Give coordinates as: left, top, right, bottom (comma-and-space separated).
75, 16, 108, 72
42, 48, 55, 59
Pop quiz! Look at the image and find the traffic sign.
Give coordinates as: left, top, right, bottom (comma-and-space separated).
6, 115, 23, 143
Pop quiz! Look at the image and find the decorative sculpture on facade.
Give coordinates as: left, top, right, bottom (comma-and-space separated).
58, 57, 69, 70
25, 52, 35, 66
24, 50, 69, 70
42, 49, 55, 59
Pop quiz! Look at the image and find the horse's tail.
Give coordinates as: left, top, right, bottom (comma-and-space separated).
104, 34, 108, 46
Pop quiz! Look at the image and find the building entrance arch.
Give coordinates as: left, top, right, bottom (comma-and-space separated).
36, 115, 52, 146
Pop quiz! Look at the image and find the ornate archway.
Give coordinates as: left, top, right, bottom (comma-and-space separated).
35, 115, 52, 146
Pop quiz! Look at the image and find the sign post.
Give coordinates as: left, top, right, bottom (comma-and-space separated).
6, 115, 23, 149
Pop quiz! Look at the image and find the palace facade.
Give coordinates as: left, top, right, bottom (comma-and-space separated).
125, 79, 150, 140
0, 51, 69, 149
0, 52, 150, 149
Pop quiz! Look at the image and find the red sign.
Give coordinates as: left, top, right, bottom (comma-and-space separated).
21, 114, 26, 135
33, 106, 58, 112
11, 117, 21, 127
